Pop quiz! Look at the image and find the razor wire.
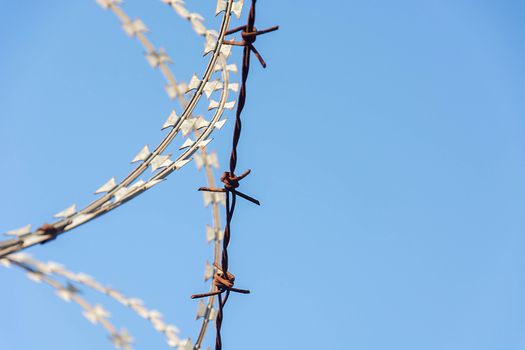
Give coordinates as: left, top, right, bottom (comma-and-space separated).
0, 0, 276, 349
0, 0, 241, 258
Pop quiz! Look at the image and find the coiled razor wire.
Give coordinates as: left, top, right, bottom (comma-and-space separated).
0, 0, 277, 349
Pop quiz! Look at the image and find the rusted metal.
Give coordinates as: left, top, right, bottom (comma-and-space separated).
192, 1, 278, 349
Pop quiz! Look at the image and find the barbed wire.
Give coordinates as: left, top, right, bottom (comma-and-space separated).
1, 1, 277, 349
192, 1, 278, 349
1, 1, 241, 349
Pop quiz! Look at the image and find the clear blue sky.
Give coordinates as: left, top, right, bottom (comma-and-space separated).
1, 1, 524, 349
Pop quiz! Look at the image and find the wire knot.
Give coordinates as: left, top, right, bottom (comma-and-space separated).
224, 24, 279, 68
241, 27, 258, 45
214, 269, 235, 291
191, 265, 250, 300
220, 169, 251, 191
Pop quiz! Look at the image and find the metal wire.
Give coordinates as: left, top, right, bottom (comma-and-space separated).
1, 1, 242, 349
193, 1, 278, 349
0, 0, 237, 259
1, 1, 279, 349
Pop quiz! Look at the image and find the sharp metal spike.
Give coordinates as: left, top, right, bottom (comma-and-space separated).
129, 179, 146, 190
207, 152, 220, 169
215, 63, 238, 73
165, 324, 181, 335
227, 63, 238, 73
152, 318, 166, 332
47, 261, 65, 273
217, 192, 226, 206
204, 39, 216, 55
228, 83, 239, 92
151, 154, 172, 171
146, 52, 159, 68
205, 30, 219, 55
110, 329, 134, 349
197, 138, 212, 148
83, 304, 111, 324
189, 13, 204, 22
27, 271, 43, 283
220, 44, 232, 58
146, 48, 173, 68
179, 138, 195, 150
206, 225, 214, 242
161, 157, 174, 168
204, 261, 214, 281
132, 304, 149, 319
145, 179, 165, 189
194, 116, 210, 130
5, 224, 32, 237
148, 310, 163, 320
214, 119, 227, 129
189, 15, 206, 35
95, 177, 117, 194
178, 339, 194, 350
196, 300, 207, 319
132, 145, 151, 163
224, 100, 236, 110
162, 110, 179, 130
203, 80, 219, 98
206, 225, 224, 242
221, 44, 232, 58
208, 100, 220, 110
53, 204, 77, 218
175, 158, 192, 169
158, 48, 173, 64
209, 308, 218, 321
165, 84, 178, 100
165, 0, 190, 18
167, 335, 180, 348
203, 191, 212, 207
194, 154, 204, 170
122, 19, 148, 36
231, 0, 244, 18
187, 74, 201, 92
180, 118, 196, 136
113, 187, 131, 202
165, 82, 188, 99
56, 283, 80, 302
65, 213, 95, 230
215, 0, 227, 15
178, 82, 188, 94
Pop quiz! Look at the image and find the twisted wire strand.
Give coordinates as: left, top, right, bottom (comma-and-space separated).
1, 1, 244, 349
0, 0, 240, 259
194, 1, 278, 349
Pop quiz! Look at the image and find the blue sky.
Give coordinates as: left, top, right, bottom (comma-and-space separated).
1, 0, 525, 349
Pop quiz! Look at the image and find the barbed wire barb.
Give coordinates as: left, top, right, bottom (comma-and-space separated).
192, 1, 278, 349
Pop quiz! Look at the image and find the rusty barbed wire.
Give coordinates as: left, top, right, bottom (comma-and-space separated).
1, 1, 248, 349
1, 1, 278, 349
192, 1, 278, 349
